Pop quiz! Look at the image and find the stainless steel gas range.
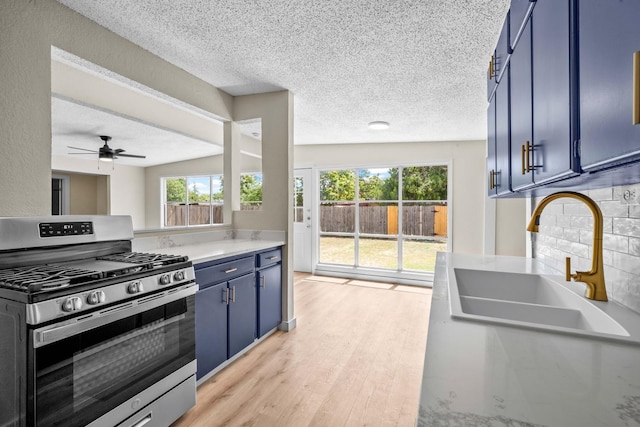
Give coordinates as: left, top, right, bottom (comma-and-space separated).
0, 216, 198, 427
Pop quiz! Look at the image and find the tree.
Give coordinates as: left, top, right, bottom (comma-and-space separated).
358, 170, 385, 200
166, 178, 186, 202
320, 170, 355, 201
241, 174, 262, 205
402, 166, 447, 200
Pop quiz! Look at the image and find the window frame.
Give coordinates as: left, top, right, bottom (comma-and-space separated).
316, 163, 451, 280
162, 175, 224, 228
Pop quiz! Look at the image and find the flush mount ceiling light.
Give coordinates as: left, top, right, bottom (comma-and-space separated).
368, 121, 390, 130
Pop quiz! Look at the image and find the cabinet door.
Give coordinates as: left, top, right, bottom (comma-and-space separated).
195, 282, 228, 380
488, 14, 510, 100
487, 95, 497, 197
530, 0, 576, 183
495, 65, 511, 196
257, 264, 282, 338
578, 0, 640, 171
510, 18, 534, 191
227, 274, 256, 358
509, 0, 535, 50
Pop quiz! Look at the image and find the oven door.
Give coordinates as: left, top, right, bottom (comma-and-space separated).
29, 284, 197, 427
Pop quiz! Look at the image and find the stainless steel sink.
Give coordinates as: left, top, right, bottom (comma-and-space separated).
448, 268, 637, 342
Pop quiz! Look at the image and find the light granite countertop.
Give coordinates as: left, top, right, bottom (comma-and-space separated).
132, 229, 284, 265
417, 252, 640, 427
139, 239, 284, 265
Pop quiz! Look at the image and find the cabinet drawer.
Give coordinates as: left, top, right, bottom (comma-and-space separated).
196, 256, 255, 286
257, 248, 282, 268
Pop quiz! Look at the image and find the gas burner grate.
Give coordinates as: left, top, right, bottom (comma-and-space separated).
0, 265, 103, 293
97, 252, 188, 268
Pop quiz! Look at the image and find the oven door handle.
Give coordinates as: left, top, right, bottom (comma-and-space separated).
33, 283, 198, 348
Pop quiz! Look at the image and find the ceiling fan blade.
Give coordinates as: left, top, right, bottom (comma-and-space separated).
69, 152, 96, 155
67, 146, 98, 153
116, 153, 146, 159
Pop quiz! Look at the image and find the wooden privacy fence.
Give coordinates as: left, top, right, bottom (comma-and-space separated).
165, 204, 222, 226
320, 204, 447, 237
165, 203, 262, 226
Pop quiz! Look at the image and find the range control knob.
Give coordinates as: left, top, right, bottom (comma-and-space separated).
127, 281, 143, 294
173, 270, 185, 281
159, 274, 172, 285
86, 291, 106, 305
62, 297, 82, 312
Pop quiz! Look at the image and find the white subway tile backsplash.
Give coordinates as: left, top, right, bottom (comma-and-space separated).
603, 234, 629, 253
570, 216, 593, 230
532, 186, 640, 314
628, 205, 640, 218
564, 203, 592, 216
629, 237, 640, 256
612, 251, 640, 275
612, 218, 640, 237
588, 187, 614, 201
563, 228, 581, 243
599, 200, 629, 218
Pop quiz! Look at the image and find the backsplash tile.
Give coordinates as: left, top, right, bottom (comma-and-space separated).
531, 186, 640, 314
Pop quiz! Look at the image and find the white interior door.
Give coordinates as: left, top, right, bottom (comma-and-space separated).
293, 168, 312, 272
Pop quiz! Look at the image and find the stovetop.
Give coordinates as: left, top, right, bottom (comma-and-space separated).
0, 252, 188, 294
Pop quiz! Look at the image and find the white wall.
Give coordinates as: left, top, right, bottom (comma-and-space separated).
295, 140, 488, 254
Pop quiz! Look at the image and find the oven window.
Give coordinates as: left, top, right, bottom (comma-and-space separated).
32, 296, 195, 427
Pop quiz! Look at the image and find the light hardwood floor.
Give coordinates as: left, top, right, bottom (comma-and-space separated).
172, 272, 432, 427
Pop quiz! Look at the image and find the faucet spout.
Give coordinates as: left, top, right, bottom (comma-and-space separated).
527, 191, 607, 301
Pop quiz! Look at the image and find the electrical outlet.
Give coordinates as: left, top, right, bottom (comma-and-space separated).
620, 185, 640, 204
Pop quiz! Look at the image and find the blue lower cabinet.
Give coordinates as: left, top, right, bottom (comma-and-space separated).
195, 247, 282, 381
257, 264, 282, 338
195, 282, 228, 380
227, 274, 257, 358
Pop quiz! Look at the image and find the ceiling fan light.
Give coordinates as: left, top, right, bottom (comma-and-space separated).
368, 121, 390, 130
99, 152, 114, 162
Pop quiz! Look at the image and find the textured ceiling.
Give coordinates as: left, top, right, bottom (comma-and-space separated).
55, 0, 509, 145
52, 96, 224, 167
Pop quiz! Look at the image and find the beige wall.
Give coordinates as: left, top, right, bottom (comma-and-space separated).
0, 0, 232, 217
68, 173, 99, 214
495, 198, 526, 256
295, 140, 488, 254
233, 91, 295, 327
52, 155, 146, 228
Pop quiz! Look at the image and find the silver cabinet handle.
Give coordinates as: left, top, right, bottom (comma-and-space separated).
225, 268, 238, 274
130, 414, 152, 427
267, 256, 279, 261
223, 287, 230, 305
231, 286, 236, 302
260, 275, 266, 289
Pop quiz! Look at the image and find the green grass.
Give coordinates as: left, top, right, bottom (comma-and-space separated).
319, 236, 447, 272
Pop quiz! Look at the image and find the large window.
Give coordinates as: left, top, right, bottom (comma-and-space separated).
319, 165, 448, 273
163, 176, 223, 227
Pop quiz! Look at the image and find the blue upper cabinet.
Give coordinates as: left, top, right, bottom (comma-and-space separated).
487, 94, 497, 197
530, 0, 578, 185
488, 13, 510, 101
495, 65, 511, 196
487, 65, 511, 197
578, 0, 640, 172
509, 18, 534, 191
509, 0, 535, 50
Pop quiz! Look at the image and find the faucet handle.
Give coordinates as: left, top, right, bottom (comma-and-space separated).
565, 257, 572, 281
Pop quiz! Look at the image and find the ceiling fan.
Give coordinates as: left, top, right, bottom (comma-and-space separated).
67, 135, 146, 162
